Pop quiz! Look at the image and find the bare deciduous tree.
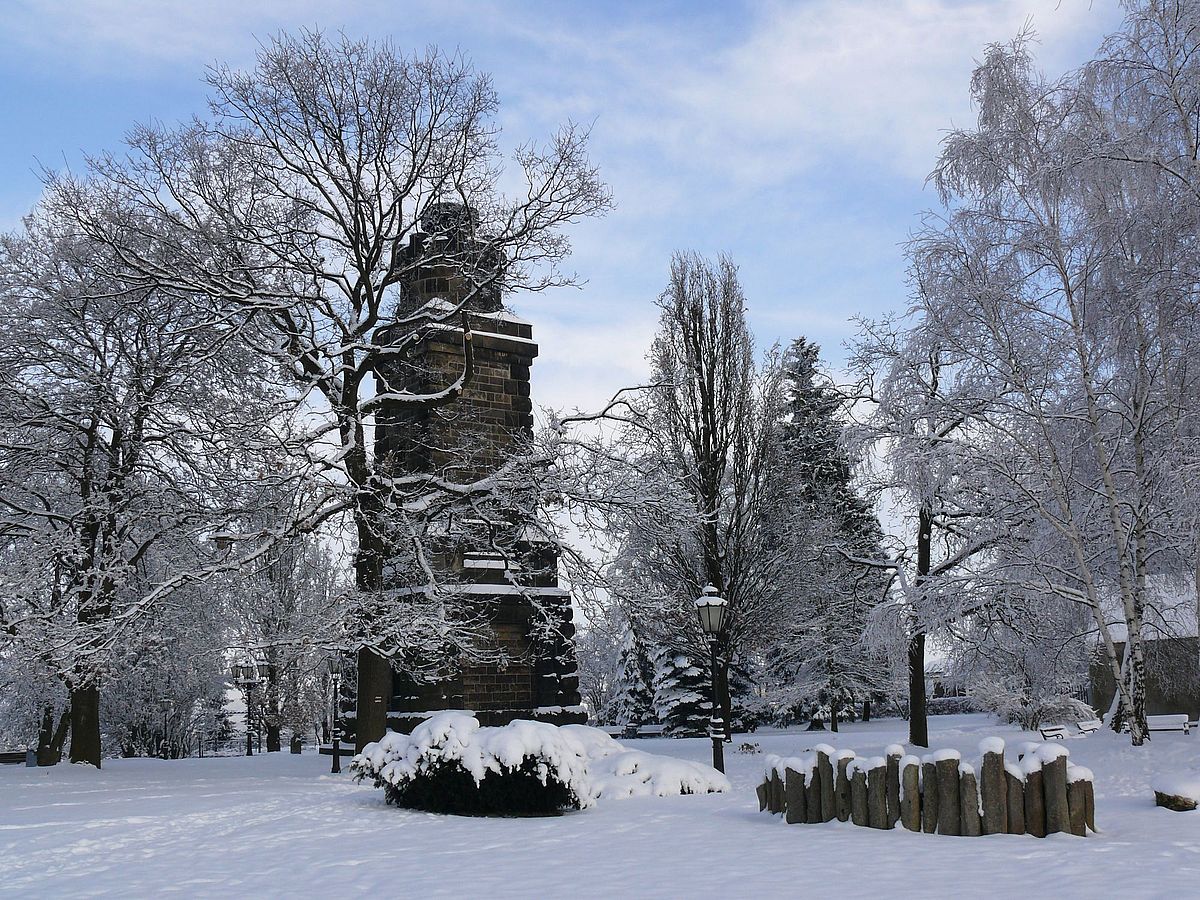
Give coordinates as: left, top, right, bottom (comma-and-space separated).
66, 31, 610, 749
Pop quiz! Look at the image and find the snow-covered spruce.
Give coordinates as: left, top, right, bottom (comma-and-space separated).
351, 712, 728, 815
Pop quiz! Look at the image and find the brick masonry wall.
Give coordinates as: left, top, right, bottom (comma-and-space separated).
374, 295, 583, 729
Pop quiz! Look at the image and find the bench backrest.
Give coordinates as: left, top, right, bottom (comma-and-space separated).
1077, 719, 1102, 730
1147, 714, 1189, 727
1040, 725, 1068, 738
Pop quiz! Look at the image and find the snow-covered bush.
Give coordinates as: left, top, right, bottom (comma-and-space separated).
351, 712, 728, 816
352, 713, 589, 815
971, 677, 1095, 731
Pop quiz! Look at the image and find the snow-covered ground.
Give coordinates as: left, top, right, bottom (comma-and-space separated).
2, 714, 1198, 898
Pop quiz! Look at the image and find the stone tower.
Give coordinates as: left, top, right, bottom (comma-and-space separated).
370, 203, 584, 731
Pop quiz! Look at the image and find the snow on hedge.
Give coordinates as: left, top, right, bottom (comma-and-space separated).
351, 712, 728, 808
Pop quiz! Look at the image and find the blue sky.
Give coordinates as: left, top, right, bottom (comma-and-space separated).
1, 0, 1125, 414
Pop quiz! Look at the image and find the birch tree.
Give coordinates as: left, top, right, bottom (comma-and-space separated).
904, 10, 1200, 743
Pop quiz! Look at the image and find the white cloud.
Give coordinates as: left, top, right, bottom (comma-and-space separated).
508, 0, 1124, 186
0, 0, 1127, 421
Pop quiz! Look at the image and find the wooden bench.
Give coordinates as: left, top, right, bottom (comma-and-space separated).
1147, 714, 1190, 734
1039, 725, 1069, 740
1076, 719, 1103, 735
0, 750, 29, 765
600, 725, 625, 739
636, 724, 667, 738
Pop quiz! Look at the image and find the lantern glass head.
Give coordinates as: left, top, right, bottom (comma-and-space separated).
694, 584, 728, 635
257, 663, 270, 680
232, 663, 259, 684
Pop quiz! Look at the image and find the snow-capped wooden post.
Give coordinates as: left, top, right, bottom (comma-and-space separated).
885, 744, 903, 828
805, 760, 822, 824
785, 767, 806, 825
978, 738, 1007, 835
1083, 778, 1096, 833
1066, 765, 1090, 836
835, 751, 854, 822
850, 762, 869, 826
867, 757, 888, 829
921, 757, 940, 833
900, 755, 922, 832
816, 746, 836, 823
1042, 745, 1071, 835
1005, 765, 1026, 835
959, 763, 982, 836
769, 768, 785, 815
1023, 756, 1046, 838
934, 751, 961, 836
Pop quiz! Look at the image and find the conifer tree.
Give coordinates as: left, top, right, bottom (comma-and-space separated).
651, 645, 712, 737
772, 338, 889, 727
607, 629, 655, 727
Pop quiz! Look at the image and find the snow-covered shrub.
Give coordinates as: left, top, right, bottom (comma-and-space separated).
352, 713, 590, 815
970, 677, 1095, 731
351, 712, 728, 816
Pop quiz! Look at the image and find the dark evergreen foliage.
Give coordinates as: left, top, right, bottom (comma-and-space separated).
607, 628, 655, 725
379, 757, 582, 816
651, 645, 712, 736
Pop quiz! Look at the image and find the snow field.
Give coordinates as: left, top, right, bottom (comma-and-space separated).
2, 714, 1199, 898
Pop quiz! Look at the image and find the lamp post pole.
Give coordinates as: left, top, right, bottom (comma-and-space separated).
246, 680, 255, 757
329, 661, 343, 775
233, 663, 261, 757
707, 635, 724, 774
160, 699, 171, 760
694, 584, 728, 774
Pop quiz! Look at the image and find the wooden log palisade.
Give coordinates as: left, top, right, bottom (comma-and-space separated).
756, 738, 1096, 839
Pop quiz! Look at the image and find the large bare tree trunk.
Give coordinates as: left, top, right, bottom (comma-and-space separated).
265, 661, 282, 753
36, 704, 70, 767
355, 650, 391, 751
908, 505, 932, 748
69, 684, 102, 767
353, 472, 392, 751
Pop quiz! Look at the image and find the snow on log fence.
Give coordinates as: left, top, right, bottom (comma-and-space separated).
755, 738, 1096, 838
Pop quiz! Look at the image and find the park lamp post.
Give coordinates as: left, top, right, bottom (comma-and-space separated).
328, 656, 344, 774
232, 662, 268, 757
159, 698, 172, 759
694, 584, 728, 774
